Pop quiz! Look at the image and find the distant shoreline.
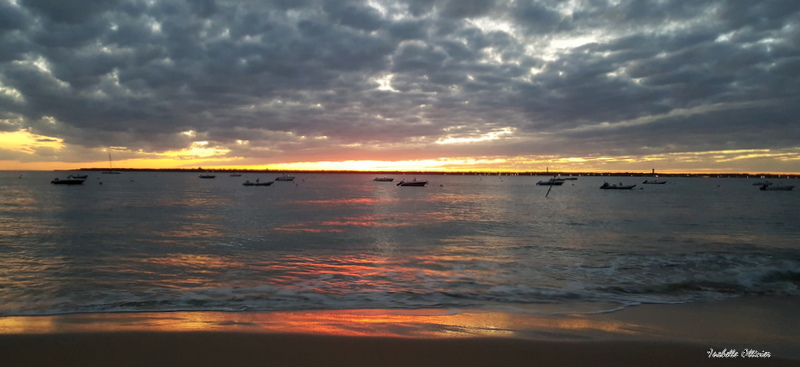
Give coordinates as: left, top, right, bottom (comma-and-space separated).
47, 167, 800, 179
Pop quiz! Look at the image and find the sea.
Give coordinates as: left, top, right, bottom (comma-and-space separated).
1, 171, 798, 317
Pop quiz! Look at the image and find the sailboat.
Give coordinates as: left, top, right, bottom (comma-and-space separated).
102, 152, 121, 174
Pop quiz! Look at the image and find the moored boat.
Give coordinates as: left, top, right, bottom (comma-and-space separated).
642, 180, 667, 184
51, 177, 85, 185
397, 180, 428, 186
600, 182, 636, 190
536, 178, 565, 186
243, 180, 273, 186
275, 174, 295, 181
373, 177, 394, 182
102, 152, 121, 174
68, 174, 89, 179
199, 175, 216, 179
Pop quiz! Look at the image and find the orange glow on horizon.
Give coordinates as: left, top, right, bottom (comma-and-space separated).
4, 157, 799, 175
1, 139, 799, 175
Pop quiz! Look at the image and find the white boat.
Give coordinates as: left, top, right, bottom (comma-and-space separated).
642, 180, 667, 184
275, 174, 295, 181
373, 177, 394, 182
536, 178, 565, 186
397, 179, 428, 186
759, 184, 794, 191
600, 182, 637, 190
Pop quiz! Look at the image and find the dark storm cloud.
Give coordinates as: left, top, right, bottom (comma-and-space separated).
511, 1, 572, 34
440, 0, 495, 19
20, 0, 121, 24
1, 0, 799, 167
0, 2, 29, 32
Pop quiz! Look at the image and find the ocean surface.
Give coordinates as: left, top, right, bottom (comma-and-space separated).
1, 171, 798, 317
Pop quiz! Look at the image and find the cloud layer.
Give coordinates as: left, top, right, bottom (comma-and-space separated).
1, 0, 799, 171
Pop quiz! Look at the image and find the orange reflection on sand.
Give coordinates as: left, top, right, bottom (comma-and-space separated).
0, 309, 643, 339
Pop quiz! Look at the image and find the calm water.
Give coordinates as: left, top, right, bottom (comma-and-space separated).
1, 171, 798, 316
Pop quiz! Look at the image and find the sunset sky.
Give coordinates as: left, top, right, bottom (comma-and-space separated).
1, 0, 799, 173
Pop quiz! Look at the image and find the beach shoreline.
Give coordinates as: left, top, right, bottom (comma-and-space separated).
1, 296, 798, 366
4, 332, 797, 367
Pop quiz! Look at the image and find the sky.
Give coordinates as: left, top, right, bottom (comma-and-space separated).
1, 0, 799, 173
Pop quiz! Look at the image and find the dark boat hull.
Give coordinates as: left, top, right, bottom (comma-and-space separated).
397, 181, 428, 186
51, 179, 85, 185
243, 182, 273, 186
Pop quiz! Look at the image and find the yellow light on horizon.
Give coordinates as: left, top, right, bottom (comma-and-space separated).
0, 130, 64, 153
436, 127, 513, 145
267, 160, 452, 172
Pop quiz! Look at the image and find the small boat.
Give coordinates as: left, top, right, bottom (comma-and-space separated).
68, 174, 89, 179
373, 177, 394, 182
536, 178, 565, 186
199, 175, 216, 179
759, 184, 794, 191
243, 180, 273, 186
230, 173, 242, 177
752, 181, 772, 186
397, 180, 428, 186
102, 152, 121, 174
275, 175, 295, 181
600, 182, 636, 190
642, 180, 667, 184
51, 177, 85, 185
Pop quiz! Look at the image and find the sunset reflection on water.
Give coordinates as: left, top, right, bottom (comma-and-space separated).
264, 254, 460, 295
273, 212, 449, 233
289, 197, 395, 206
4, 172, 796, 352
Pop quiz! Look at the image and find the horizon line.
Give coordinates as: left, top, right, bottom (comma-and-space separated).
24, 167, 799, 177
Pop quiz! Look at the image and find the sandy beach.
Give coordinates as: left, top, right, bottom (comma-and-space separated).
1, 297, 798, 367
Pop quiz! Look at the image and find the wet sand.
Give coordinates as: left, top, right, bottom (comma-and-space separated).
1, 297, 798, 366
